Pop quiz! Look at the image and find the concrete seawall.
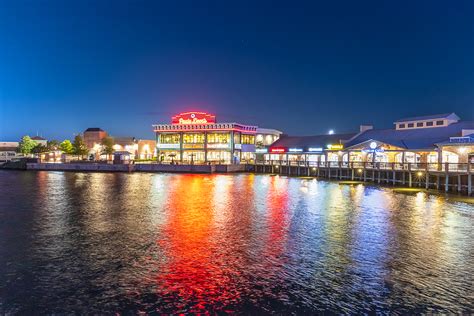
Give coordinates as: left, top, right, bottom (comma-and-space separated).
26, 163, 247, 174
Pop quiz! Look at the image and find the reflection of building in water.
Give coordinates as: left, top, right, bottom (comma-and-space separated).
153, 111, 282, 164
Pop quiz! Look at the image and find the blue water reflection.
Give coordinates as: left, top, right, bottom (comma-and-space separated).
0, 171, 473, 313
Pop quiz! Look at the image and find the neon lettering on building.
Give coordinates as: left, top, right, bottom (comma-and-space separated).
327, 144, 344, 150
171, 112, 216, 125
270, 147, 286, 153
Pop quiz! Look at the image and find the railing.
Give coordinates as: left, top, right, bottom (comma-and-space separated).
254, 160, 473, 173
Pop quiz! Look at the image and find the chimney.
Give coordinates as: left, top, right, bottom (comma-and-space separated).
360, 125, 373, 133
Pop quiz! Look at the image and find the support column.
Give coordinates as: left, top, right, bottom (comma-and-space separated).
438, 149, 443, 171
468, 163, 472, 196
425, 164, 429, 189
180, 132, 184, 163
445, 163, 449, 192
363, 163, 367, 182
204, 131, 208, 163
458, 175, 462, 193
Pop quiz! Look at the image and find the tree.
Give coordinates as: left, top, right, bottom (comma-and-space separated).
73, 135, 88, 159
31, 144, 48, 154
59, 140, 74, 154
18, 136, 37, 155
46, 140, 60, 152
101, 136, 114, 160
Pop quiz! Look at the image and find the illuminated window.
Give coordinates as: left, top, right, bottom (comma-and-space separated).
233, 133, 241, 144
183, 133, 205, 144
417, 122, 423, 127
426, 121, 434, 127
160, 133, 180, 144
207, 133, 230, 144
407, 123, 414, 128
436, 120, 444, 126
399, 124, 405, 129
241, 134, 255, 144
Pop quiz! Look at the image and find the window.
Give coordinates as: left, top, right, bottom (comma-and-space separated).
234, 132, 241, 144
160, 133, 180, 144
426, 121, 434, 127
183, 133, 205, 144
436, 120, 444, 126
241, 134, 255, 144
398, 124, 405, 129
407, 123, 414, 128
207, 133, 230, 144
417, 122, 424, 127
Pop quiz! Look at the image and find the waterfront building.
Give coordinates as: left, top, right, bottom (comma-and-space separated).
153, 111, 281, 164
264, 113, 474, 168
112, 137, 137, 154
0, 142, 20, 162
136, 139, 156, 160
265, 133, 356, 164
111, 137, 157, 159
344, 113, 474, 167
84, 128, 156, 160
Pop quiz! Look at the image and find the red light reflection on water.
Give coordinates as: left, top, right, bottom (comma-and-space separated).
154, 175, 241, 313
147, 175, 291, 313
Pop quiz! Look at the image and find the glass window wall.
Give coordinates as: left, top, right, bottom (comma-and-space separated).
183, 133, 205, 144
160, 133, 180, 144
207, 133, 230, 144
241, 134, 255, 144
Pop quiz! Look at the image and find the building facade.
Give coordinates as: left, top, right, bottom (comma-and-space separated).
153, 111, 281, 164
0, 142, 20, 162
265, 113, 474, 169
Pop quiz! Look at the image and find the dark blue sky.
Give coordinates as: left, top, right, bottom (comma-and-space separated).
1, 0, 473, 141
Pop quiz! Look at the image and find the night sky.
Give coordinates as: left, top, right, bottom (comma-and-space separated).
1, 0, 474, 141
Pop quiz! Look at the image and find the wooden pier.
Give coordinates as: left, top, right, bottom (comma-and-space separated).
250, 161, 473, 196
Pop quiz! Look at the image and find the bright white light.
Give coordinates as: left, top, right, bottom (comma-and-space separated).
370, 141, 377, 149
328, 130, 334, 135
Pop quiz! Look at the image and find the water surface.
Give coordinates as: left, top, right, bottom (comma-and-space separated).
0, 170, 473, 313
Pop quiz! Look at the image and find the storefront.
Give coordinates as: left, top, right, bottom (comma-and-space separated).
264, 134, 355, 165
153, 111, 262, 164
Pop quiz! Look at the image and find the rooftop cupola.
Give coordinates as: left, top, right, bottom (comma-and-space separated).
394, 113, 460, 130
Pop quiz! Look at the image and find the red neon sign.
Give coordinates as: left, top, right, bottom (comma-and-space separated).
171, 112, 216, 125
270, 147, 286, 153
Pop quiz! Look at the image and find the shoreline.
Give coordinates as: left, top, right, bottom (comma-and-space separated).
2, 165, 474, 202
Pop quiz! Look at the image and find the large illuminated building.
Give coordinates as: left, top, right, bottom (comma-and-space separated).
265, 113, 474, 166
153, 111, 282, 164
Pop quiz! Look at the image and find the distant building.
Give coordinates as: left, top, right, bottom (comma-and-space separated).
137, 139, 156, 159
83, 128, 107, 149
0, 141, 20, 162
31, 136, 47, 146
394, 113, 460, 130
82, 129, 156, 160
